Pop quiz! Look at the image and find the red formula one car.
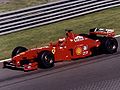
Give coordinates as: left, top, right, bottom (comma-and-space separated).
3, 28, 118, 71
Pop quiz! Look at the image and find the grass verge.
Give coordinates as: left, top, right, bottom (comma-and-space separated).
0, 6, 120, 59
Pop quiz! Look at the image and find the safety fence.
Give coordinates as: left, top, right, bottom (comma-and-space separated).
0, 0, 120, 35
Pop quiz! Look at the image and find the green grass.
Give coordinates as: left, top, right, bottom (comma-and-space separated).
0, 0, 57, 12
0, 6, 120, 59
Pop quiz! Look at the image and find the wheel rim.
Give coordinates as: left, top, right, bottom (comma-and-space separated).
108, 41, 116, 50
112, 45, 116, 50
44, 55, 53, 64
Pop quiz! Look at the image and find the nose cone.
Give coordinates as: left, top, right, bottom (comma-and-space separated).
12, 52, 25, 64
12, 49, 37, 62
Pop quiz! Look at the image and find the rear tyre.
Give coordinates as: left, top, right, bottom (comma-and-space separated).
101, 38, 118, 54
12, 46, 28, 57
38, 51, 54, 68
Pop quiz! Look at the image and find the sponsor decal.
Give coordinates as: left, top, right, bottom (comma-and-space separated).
74, 36, 84, 42
75, 47, 82, 55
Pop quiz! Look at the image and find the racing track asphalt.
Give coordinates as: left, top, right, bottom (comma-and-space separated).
0, 37, 119, 90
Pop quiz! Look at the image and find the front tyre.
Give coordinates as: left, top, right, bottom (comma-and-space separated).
38, 51, 54, 68
12, 46, 28, 57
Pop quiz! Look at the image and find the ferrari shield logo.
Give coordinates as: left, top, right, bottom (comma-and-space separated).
52, 47, 56, 54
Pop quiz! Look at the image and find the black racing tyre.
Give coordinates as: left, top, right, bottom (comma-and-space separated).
102, 38, 118, 54
12, 46, 28, 57
38, 51, 54, 68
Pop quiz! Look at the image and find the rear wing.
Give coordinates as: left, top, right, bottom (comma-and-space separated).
89, 28, 115, 37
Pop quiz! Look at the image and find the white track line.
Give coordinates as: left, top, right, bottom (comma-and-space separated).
114, 35, 120, 37
0, 35, 120, 63
0, 58, 11, 62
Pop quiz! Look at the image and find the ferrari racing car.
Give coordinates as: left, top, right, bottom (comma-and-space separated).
3, 28, 118, 71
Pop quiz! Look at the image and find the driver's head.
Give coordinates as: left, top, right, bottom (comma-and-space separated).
65, 30, 73, 37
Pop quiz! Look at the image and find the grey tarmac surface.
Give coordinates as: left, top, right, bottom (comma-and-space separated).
0, 37, 119, 90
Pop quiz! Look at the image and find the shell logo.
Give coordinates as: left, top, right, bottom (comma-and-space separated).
75, 47, 82, 55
